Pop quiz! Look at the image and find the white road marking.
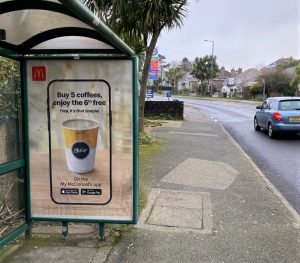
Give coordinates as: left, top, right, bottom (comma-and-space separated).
169, 131, 218, 137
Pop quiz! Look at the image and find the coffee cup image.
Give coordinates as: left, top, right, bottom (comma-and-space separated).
62, 119, 99, 173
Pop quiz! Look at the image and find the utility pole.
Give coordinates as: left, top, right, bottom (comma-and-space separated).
262, 79, 266, 99
204, 39, 215, 97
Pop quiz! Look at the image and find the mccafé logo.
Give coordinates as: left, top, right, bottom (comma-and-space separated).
72, 142, 90, 159
32, 66, 46, 81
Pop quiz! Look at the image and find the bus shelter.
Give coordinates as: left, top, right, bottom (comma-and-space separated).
0, 0, 138, 247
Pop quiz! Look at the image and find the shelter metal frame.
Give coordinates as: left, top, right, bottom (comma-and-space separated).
0, 0, 138, 247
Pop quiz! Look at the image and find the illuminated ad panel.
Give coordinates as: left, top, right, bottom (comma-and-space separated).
27, 60, 135, 221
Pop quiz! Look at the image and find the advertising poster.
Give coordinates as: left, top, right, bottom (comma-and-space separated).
47, 80, 111, 205
27, 60, 134, 221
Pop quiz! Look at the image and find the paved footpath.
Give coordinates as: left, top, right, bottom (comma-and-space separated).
1, 105, 299, 263
107, 106, 300, 263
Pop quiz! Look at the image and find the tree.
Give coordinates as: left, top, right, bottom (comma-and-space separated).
191, 55, 218, 95
198, 81, 208, 95
276, 57, 300, 70
248, 83, 262, 97
85, 0, 188, 132
164, 65, 185, 94
179, 57, 192, 74
291, 63, 300, 95
191, 55, 218, 82
158, 54, 170, 88
258, 70, 295, 96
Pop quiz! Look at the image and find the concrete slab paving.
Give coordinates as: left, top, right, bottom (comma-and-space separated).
161, 158, 239, 190
90, 246, 112, 263
169, 131, 219, 137
154, 190, 204, 209
32, 223, 95, 235
148, 206, 203, 229
137, 189, 213, 234
4, 246, 97, 263
106, 106, 300, 263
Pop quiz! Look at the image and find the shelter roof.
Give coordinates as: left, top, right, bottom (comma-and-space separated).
0, 0, 134, 56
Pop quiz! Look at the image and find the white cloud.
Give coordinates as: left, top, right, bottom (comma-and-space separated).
157, 0, 298, 70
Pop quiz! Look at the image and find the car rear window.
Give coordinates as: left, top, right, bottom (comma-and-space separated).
278, 100, 300, 110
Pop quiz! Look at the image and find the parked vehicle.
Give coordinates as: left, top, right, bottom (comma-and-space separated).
254, 97, 300, 138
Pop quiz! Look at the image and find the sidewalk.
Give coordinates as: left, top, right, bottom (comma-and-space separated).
108, 106, 300, 263
1, 105, 300, 263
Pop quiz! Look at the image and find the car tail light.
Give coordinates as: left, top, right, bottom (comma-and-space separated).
273, 112, 282, 121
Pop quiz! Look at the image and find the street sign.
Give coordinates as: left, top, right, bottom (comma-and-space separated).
148, 70, 159, 80
152, 48, 158, 59
147, 89, 154, 98
150, 60, 159, 70
148, 47, 159, 80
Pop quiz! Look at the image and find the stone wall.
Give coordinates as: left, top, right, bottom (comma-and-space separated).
144, 100, 184, 120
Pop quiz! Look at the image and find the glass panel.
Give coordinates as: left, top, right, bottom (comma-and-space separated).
279, 100, 300, 110
47, 80, 112, 205
0, 10, 93, 45
32, 36, 114, 50
0, 0, 60, 2
0, 168, 25, 238
0, 56, 23, 164
27, 60, 133, 221
0, 0, 61, 2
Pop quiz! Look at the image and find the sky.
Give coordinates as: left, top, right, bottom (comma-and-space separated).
157, 0, 299, 71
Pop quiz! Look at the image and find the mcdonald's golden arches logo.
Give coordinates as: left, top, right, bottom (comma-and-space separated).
32, 66, 46, 81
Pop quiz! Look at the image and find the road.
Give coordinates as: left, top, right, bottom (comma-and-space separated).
176, 97, 300, 213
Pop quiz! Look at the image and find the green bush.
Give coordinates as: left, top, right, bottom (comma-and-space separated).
139, 132, 152, 144
152, 113, 175, 120
144, 119, 163, 127
0, 57, 20, 121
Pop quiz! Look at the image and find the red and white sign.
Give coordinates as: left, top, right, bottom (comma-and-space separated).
32, 66, 46, 81
150, 60, 159, 71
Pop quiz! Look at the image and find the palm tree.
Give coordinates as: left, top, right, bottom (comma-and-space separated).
165, 66, 185, 94
84, 0, 188, 132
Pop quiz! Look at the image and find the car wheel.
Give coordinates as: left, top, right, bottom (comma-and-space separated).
254, 117, 260, 131
268, 123, 276, 138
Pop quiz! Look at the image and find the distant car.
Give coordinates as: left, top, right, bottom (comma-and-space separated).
254, 97, 300, 138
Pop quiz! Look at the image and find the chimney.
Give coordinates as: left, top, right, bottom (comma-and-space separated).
219, 66, 225, 78
231, 68, 236, 76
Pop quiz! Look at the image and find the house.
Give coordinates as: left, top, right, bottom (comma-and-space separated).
262, 57, 298, 71
219, 68, 262, 96
215, 67, 244, 96
235, 68, 261, 91
178, 75, 199, 93
221, 77, 239, 94
212, 66, 231, 92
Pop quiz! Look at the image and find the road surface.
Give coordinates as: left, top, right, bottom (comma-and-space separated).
178, 97, 300, 213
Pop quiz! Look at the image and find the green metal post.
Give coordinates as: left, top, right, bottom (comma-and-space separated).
99, 223, 105, 240
62, 222, 68, 239
25, 221, 32, 239
132, 56, 139, 224
21, 59, 33, 229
